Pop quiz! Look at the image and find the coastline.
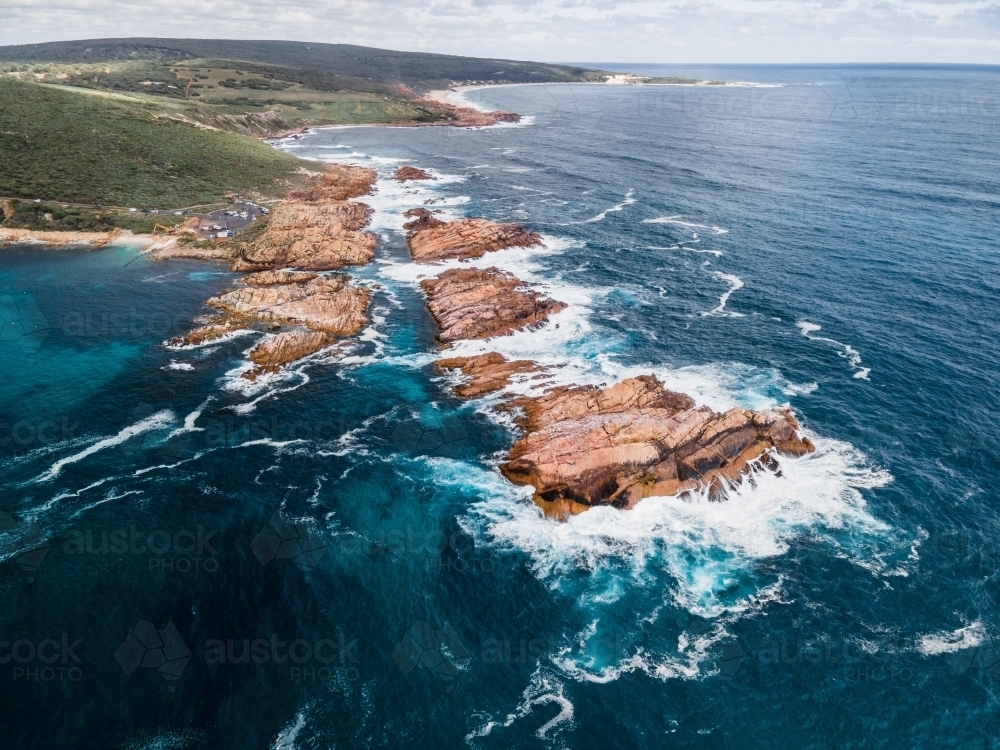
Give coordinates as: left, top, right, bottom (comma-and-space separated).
0, 226, 153, 250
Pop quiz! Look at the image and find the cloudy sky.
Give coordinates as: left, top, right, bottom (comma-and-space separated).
3, 0, 999, 63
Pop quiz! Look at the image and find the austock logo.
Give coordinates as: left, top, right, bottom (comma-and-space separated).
389, 411, 468, 458
392, 621, 470, 691
715, 639, 749, 678
251, 510, 328, 571
0, 634, 83, 682
0, 292, 50, 354
0, 511, 51, 582
115, 620, 192, 692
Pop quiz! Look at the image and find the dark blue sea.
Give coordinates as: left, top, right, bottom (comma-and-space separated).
2, 64, 1000, 748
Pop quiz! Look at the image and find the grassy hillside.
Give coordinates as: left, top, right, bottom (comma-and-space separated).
0, 38, 608, 92
0, 39, 614, 212
0, 77, 307, 208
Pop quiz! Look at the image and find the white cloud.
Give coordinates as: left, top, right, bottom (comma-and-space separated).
1, 0, 998, 62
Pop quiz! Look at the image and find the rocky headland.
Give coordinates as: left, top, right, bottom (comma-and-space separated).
420, 94, 522, 128
167, 164, 378, 378
286, 164, 377, 203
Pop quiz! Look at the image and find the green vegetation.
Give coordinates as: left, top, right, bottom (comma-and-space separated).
0, 38, 609, 93
0, 77, 307, 208
0, 38, 616, 209
1, 199, 188, 233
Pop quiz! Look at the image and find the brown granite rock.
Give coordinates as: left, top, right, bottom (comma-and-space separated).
149, 240, 233, 263
206, 276, 370, 335
231, 202, 376, 272
243, 330, 336, 380
286, 164, 377, 203
431, 102, 522, 128
394, 166, 433, 182
167, 316, 244, 347
402, 208, 445, 232
407, 218, 541, 262
434, 353, 546, 398
243, 270, 318, 286
493, 374, 814, 517
420, 267, 566, 342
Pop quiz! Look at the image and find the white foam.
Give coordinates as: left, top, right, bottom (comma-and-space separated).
235, 438, 309, 451
585, 189, 636, 223
917, 622, 985, 655
272, 708, 309, 750
797, 320, 871, 380
458, 431, 894, 621
550, 617, 733, 685
33, 410, 175, 483
466, 667, 574, 742
164, 328, 257, 351
643, 216, 728, 235
168, 398, 212, 438
648, 245, 723, 258
166, 360, 194, 371
701, 272, 745, 317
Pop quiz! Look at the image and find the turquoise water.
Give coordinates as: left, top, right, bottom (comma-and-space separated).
2, 65, 1000, 748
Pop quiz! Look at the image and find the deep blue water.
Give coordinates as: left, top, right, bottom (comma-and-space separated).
2, 65, 1000, 748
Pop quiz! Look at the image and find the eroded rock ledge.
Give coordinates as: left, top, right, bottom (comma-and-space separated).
421, 267, 566, 342
433, 353, 547, 399
434, 355, 815, 517
207, 275, 370, 335
406, 214, 541, 262
245, 330, 338, 381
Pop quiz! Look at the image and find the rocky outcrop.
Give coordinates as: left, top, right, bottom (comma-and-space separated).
434, 353, 546, 398
429, 101, 522, 128
244, 330, 336, 381
394, 166, 433, 182
407, 218, 541, 262
402, 204, 815, 517
434, 354, 815, 518
149, 240, 233, 263
230, 202, 376, 272
207, 275, 370, 335
403, 208, 445, 232
421, 267, 566, 342
243, 269, 318, 285
498, 375, 814, 516
165, 163, 376, 377
167, 316, 242, 347
286, 164, 377, 203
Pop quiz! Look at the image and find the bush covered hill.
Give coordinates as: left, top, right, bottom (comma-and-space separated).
0, 38, 612, 210
0, 38, 607, 93
0, 77, 307, 208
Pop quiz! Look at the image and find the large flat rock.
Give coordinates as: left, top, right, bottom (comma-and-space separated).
407, 217, 541, 262
421, 267, 565, 342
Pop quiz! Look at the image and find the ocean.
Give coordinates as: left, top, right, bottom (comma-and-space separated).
2, 64, 999, 748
